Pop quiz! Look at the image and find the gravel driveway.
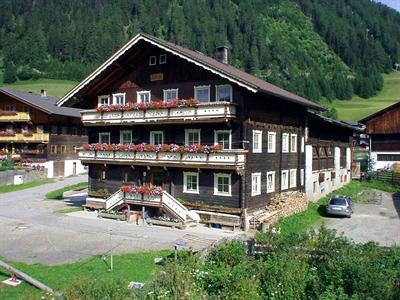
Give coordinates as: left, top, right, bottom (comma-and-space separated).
325, 191, 400, 246
0, 175, 238, 265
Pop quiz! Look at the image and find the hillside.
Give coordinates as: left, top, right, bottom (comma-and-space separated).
330, 72, 400, 121
1, 0, 399, 103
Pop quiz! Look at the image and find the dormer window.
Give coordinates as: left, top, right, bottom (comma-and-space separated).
216, 85, 232, 102
113, 93, 125, 105
98, 95, 109, 107
160, 54, 167, 64
137, 91, 151, 103
163, 89, 178, 102
149, 56, 157, 66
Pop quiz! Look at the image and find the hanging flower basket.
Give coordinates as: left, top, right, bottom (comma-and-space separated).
96, 98, 200, 112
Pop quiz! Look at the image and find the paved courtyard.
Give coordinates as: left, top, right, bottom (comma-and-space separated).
325, 191, 400, 246
0, 175, 238, 265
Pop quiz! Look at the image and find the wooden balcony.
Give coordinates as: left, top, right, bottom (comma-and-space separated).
0, 133, 50, 143
78, 149, 247, 170
81, 102, 236, 125
0, 112, 31, 122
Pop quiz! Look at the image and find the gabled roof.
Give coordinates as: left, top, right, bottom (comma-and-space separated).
57, 33, 323, 111
359, 101, 400, 123
0, 88, 81, 118
308, 111, 363, 132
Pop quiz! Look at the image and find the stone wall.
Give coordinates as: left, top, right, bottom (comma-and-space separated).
0, 168, 47, 186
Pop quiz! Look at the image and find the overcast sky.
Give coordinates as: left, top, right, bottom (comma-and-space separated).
375, 0, 400, 11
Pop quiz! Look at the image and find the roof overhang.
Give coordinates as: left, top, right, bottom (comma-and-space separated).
0, 88, 52, 115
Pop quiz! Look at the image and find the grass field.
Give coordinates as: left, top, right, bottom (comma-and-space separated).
45, 182, 88, 200
0, 250, 171, 300
0, 179, 54, 194
329, 72, 400, 121
0, 73, 77, 98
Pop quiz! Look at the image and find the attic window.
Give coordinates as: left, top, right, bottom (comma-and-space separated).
149, 56, 157, 66
159, 54, 167, 64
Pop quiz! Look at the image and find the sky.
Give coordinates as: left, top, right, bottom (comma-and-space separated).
375, 0, 400, 11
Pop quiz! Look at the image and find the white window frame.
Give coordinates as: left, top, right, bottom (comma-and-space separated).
150, 131, 164, 145
282, 133, 289, 153
183, 171, 199, 194
112, 93, 126, 105
301, 137, 305, 153
120, 130, 132, 144
290, 169, 297, 188
252, 130, 263, 153
290, 134, 297, 153
185, 129, 201, 145
215, 84, 232, 102
300, 169, 304, 186
98, 95, 110, 107
281, 170, 289, 190
214, 130, 232, 150
194, 85, 210, 103
137, 90, 151, 103
214, 173, 232, 196
266, 171, 275, 193
149, 55, 157, 66
267, 131, 276, 153
251, 172, 262, 196
99, 132, 110, 144
159, 54, 167, 64
163, 88, 179, 102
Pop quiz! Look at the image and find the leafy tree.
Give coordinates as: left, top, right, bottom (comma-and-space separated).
3, 63, 17, 83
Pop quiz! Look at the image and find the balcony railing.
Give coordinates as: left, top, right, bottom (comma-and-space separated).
78, 148, 247, 169
0, 112, 31, 122
81, 102, 236, 125
0, 133, 49, 143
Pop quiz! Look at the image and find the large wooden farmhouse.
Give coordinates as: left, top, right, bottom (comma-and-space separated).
360, 101, 400, 171
58, 33, 356, 228
0, 88, 87, 177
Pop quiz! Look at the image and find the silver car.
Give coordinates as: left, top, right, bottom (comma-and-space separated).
326, 196, 354, 218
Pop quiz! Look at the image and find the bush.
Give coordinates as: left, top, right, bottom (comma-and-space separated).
17, 66, 35, 80
3, 64, 17, 83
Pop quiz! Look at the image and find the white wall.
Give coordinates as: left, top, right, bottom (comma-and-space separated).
305, 146, 352, 201
64, 160, 87, 177
370, 151, 400, 170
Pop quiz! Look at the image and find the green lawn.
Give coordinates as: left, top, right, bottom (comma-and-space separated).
0, 179, 54, 194
0, 250, 171, 300
276, 180, 399, 235
0, 77, 78, 98
45, 182, 88, 200
329, 72, 400, 121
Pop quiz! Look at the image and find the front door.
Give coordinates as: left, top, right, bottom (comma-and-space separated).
150, 169, 171, 193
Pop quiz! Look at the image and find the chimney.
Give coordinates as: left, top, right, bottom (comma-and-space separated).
40, 89, 47, 98
216, 45, 229, 64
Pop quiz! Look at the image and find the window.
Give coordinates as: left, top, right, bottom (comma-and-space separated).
72, 145, 78, 153
300, 169, 304, 186
149, 56, 157, 66
50, 145, 57, 154
150, 131, 164, 145
123, 172, 129, 183
267, 132, 276, 153
72, 127, 78, 136
113, 93, 125, 105
5, 105, 15, 111
120, 130, 132, 144
377, 154, 400, 161
301, 137, 305, 153
101, 170, 106, 180
216, 85, 232, 102
214, 130, 231, 150
282, 133, 289, 153
159, 54, 167, 64
37, 125, 44, 134
183, 172, 199, 194
98, 95, 109, 107
266, 171, 275, 193
61, 145, 67, 154
51, 126, 58, 135
99, 132, 110, 144
290, 169, 297, 188
194, 86, 210, 103
281, 170, 289, 190
313, 181, 317, 193
137, 91, 151, 103
185, 129, 201, 145
60, 126, 67, 135
214, 173, 231, 196
290, 134, 297, 152
251, 172, 261, 196
163, 89, 178, 102
252, 130, 262, 153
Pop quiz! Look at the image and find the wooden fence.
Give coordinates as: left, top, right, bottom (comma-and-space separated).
369, 172, 400, 185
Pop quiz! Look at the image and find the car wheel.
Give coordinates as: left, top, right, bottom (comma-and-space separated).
347, 214, 351, 218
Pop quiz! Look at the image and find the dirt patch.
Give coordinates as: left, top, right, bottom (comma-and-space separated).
354, 189, 382, 205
